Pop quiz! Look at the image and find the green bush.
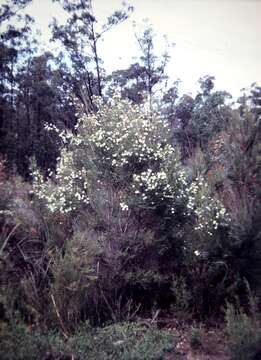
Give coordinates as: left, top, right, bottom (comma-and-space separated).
0, 321, 175, 360
48, 232, 98, 331
68, 322, 175, 360
0, 322, 51, 360
32, 96, 228, 236
225, 299, 261, 360
28, 96, 234, 323
171, 276, 192, 318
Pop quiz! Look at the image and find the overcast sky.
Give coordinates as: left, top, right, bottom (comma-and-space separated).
25, 0, 261, 98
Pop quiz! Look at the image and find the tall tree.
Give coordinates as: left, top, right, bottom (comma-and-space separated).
0, 0, 35, 171
107, 25, 171, 110
135, 26, 170, 110
15, 52, 76, 175
174, 76, 232, 159
51, 0, 133, 112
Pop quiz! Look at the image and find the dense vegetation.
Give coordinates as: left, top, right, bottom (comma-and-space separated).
0, 0, 261, 359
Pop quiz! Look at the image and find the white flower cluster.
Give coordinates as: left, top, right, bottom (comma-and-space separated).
80, 97, 173, 170
185, 176, 229, 235
34, 97, 192, 216
0, 209, 12, 216
120, 202, 129, 211
131, 166, 193, 215
132, 169, 171, 202
32, 151, 89, 214
44, 123, 73, 144
33, 96, 229, 236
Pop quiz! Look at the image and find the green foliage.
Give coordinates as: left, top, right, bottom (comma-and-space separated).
68, 322, 175, 360
0, 321, 50, 360
0, 321, 175, 360
171, 276, 192, 317
174, 77, 232, 159
225, 300, 261, 360
49, 232, 98, 330
210, 103, 261, 293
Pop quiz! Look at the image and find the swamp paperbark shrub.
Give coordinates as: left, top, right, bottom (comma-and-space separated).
31, 95, 229, 239
30, 96, 232, 322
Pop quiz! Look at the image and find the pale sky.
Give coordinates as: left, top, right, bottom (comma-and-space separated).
15, 0, 261, 97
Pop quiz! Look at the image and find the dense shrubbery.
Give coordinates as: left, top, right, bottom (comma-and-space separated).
0, 321, 175, 360
225, 289, 261, 360
29, 97, 233, 322
32, 95, 229, 238
0, 91, 260, 357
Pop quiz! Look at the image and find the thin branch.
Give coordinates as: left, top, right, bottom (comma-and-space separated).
50, 293, 70, 340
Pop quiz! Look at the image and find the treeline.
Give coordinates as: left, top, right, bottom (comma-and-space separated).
0, 1, 261, 360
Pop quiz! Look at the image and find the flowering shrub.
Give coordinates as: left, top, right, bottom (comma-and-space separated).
185, 175, 230, 236
32, 96, 229, 236
32, 150, 90, 214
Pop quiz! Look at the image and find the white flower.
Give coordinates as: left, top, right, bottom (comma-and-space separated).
120, 202, 129, 211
